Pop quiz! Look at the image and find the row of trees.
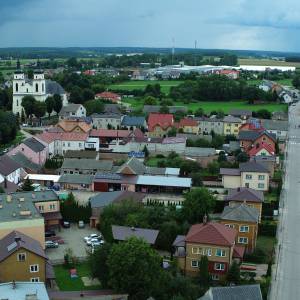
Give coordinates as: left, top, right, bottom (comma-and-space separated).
0, 110, 18, 144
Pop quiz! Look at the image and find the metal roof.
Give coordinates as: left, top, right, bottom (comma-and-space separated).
61, 158, 113, 171
23, 137, 46, 153
136, 175, 191, 188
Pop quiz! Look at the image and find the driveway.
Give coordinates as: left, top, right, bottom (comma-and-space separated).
46, 223, 100, 264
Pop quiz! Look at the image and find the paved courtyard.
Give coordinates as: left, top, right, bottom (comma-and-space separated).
46, 223, 100, 263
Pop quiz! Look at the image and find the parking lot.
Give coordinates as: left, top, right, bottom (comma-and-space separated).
46, 223, 100, 263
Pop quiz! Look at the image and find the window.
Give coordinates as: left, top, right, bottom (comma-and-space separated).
238, 237, 248, 244
35, 83, 38, 92
239, 225, 249, 232
15, 83, 19, 92
225, 224, 235, 229
42, 83, 44, 92
17, 253, 26, 261
17, 100, 19, 106
258, 183, 265, 189
63, 142, 65, 146
214, 263, 225, 271
192, 247, 201, 254
68, 143, 71, 147
206, 248, 212, 256
215, 249, 226, 257
191, 260, 199, 268
211, 274, 219, 280
258, 175, 265, 180
245, 174, 252, 180
38, 205, 44, 212
31, 277, 39, 282
21, 148, 24, 151
30, 264, 39, 273
245, 183, 250, 188
49, 204, 56, 211
79, 143, 82, 147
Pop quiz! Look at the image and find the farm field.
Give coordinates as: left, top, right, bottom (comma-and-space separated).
109, 80, 183, 94
122, 98, 287, 114
239, 58, 300, 68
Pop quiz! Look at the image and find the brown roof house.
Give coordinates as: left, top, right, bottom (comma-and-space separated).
0, 231, 55, 285
173, 221, 245, 281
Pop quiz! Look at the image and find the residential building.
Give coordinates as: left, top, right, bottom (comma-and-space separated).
272, 111, 288, 121
0, 231, 54, 284
220, 162, 270, 191
261, 119, 288, 141
0, 194, 45, 247
112, 225, 159, 245
121, 116, 147, 130
0, 155, 24, 185
214, 69, 240, 79
177, 118, 199, 134
224, 187, 264, 222
250, 155, 276, 177
60, 158, 113, 175
8, 137, 47, 166
173, 222, 244, 280
0, 282, 50, 300
199, 284, 262, 300
223, 116, 242, 136
95, 91, 121, 103
89, 191, 145, 227
196, 116, 224, 136
219, 203, 259, 253
59, 104, 86, 120
148, 113, 175, 137
90, 129, 131, 147
90, 113, 122, 129
103, 103, 121, 114
56, 119, 91, 133
12, 69, 68, 116
10, 152, 42, 174
229, 109, 252, 120
58, 174, 94, 191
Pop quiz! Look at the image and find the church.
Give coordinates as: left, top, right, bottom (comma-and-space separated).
12, 64, 68, 116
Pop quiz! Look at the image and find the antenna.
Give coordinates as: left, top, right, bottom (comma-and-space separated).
172, 37, 175, 65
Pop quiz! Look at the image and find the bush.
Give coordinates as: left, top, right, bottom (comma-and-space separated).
258, 222, 277, 237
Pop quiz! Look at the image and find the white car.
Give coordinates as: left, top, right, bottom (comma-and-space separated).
91, 240, 105, 248
84, 234, 102, 243
86, 238, 102, 246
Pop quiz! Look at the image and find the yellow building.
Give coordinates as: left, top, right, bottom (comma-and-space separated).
223, 115, 242, 136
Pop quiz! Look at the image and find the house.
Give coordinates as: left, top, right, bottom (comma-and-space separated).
12, 69, 68, 116
199, 284, 262, 300
60, 158, 113, 175
8, 137, 47, 166
121, 116, 147, 130
0, 231, 54, 284
223, 116, 242, 136
196, 116, 224, 136
95, 91, 121, 103
0, 282, 50, 300
220, 162, 270, 191
59, 104, 86, 120
239, 118, 264, 132
224, 187, 264, 222
261, 119, 288, 141
89, 191, 145, 227
112, 225, 159, 245
90, 129, 131, 147
58, 174, 94, 191
148, 113, 174, 137
0, 155, 24, 185
229, 109, 252, 120
215, 69, 240, 80
143, 105, 187, 115
36, 131, 88, 156
103, 103, 122, 114
173, 222, 244, 280
177, 118, 199, 134
183, 147, 217, 168
250, 155, 276, 177
219, 203, 259, 253
90, 113, 122, 129
0, 194, 45, 247
247, 143, 275, 157
272, 111, 288, 121
25, 174, 60, 188
11, 191, 62, 230
56, 119, 91, 133
10, 152, 42, 174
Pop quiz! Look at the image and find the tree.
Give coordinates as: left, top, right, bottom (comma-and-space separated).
22, 178, 34, 191
69, 86, 83, 104
22, 96, 36, 119
67, 57, 79, 68
160, 105, 169, 114
33, 102, 46, 123
199, 256, 210, 287
182, 188, 216, 224
143, 145, 149, 158
236, 151, 249, 162
108, 237, 162, 300
144, 96, 157, 105
45, 97, 55, 118
195, 108, 204, 117
253, 109, 271, 119
167, 127, 177, 137
84, 99, 104, 115
227, 261, 240, 284
82, 88, 95, 101
53, 94, 63, 115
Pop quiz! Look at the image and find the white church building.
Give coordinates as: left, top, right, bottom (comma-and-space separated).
12, 69, 68, 116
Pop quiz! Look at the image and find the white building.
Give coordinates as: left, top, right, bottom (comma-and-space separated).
59, 104, 86, 120
12, 70, 68, 116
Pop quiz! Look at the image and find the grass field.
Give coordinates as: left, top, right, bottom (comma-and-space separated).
247, 79, 293, 86
54, 262, 101, 291
122, 98, 287, 114
239, 58, 300, 68
109, 80, 183, 94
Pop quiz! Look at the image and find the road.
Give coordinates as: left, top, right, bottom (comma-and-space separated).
270, 103, 300, 299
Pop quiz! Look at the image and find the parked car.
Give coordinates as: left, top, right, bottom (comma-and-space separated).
86, 238, 102, 246
45, 230, 56, 237
84, 233, 102, 243
45, 241, 59, 248
62, 221, 70, 228
78, 221, 85, 228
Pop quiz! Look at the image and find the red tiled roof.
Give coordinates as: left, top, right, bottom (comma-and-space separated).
148, 113, 174, 132
233, 245, 245, 259
95, 92, 121, 100
90, 129, 131, 138
185, 222, 236, 246
219, 70, 239, 74
247, 142, 275, 157
36, 132, 88, 144
179, 118, 198, 127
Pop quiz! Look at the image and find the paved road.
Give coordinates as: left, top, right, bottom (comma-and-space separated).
270, 103, 300, 299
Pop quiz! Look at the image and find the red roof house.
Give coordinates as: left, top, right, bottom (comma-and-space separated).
95, 92, 121, 103
147, 113, 174, 137
248, 142, 275, 157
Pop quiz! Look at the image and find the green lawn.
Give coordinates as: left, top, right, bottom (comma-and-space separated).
145, 157, 165, 167
54, 262, 102, 291
256, 236, 276, 256
109, 80, 184, 94
247, 79, 293, 86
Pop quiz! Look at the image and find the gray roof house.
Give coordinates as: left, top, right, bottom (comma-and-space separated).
112, 225, 159, 245
10, 152, 41, 173
229, 109, 252, 120
239, 161, 269, 173
59, 104, 86, 120
261, 119, 288, 141
220, 203, 259, 223
225, 187, 264, 203
121, 116, 146, 128
199, 284, 262, 300
0, 155, 22, 177
23, 137, 46, 153
143, 105, 187, 114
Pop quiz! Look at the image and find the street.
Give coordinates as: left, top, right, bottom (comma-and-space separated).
270, 103, 300, 299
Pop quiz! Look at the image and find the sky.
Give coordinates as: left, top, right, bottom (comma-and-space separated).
1, 0, 300, 52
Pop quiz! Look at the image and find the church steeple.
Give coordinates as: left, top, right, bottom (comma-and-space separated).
16, 59, 21, 70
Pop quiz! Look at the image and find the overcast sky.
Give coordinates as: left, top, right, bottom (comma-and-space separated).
1, 0, 300, 52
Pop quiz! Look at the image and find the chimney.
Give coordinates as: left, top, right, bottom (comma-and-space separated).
15, 236, 21, 243
12, 280, 16, 289
203, 214, 208, 225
